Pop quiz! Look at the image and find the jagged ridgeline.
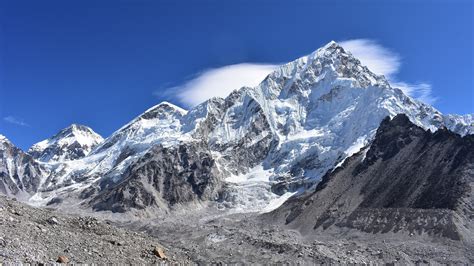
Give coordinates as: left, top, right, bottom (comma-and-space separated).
265, 114, 474, 242
1, 41, 473, 213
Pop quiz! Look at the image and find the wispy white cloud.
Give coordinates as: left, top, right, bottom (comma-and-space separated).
3, 116, 30, 127
157, 39, 436, 107
339, 39, 401, 79
158, 63, 278, 107
391, 82, 438, 105
339, 38, 437, 104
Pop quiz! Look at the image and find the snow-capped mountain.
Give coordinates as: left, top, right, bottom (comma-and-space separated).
28, 124, 103, 162
1, 41, 473, 213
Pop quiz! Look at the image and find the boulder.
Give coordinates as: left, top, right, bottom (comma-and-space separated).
47, 217, 59, 225
153, 247, 167, 259
56, 256, 69, 263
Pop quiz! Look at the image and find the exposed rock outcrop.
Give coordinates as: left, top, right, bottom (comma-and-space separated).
87, 142, 222, 213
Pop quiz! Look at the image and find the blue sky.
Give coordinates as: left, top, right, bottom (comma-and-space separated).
1, 0, 473, 150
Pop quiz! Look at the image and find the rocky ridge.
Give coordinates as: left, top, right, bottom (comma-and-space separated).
266, 114, 474, 247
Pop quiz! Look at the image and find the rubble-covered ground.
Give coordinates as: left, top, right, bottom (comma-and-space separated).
124, 207, 472, 264
1, 194, 472, 264
0, 195, 190, 264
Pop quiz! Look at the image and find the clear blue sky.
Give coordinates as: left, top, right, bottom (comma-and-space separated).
1, 0, 473, 150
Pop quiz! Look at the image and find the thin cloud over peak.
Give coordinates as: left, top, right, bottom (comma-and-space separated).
339, 39, 401, 79
160, 63, 278, 107
339, 38, 437, 104
392, 82, 438, 105
158, 39, 436, 107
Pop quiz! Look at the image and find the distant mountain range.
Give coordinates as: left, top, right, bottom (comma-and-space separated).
1, 41, 473, 216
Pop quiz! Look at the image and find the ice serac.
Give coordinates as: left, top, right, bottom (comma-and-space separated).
0, 135, 49, 198
265, 114, 474, 242
28, 124, 104, 162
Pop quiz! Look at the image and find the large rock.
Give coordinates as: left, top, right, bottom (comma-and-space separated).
153, 247, 167, 259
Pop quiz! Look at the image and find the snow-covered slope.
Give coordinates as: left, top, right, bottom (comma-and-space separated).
93, 101, 187, 155
85, 101, 189, 181
28, 124, 103, 162
443, 114, 474, 136
236, 41, 448, 186
1, 41, 473, 213
26, 102, 190, 203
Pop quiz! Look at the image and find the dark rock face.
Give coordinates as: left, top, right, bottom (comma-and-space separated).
0, 137, 47, 196
88, 142, 222, 213
355, 115, 472, 211
266, 114, 474, 240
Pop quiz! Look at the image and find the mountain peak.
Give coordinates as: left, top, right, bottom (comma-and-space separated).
69, 123, 90, 130
28, 124, 104, 162
262, 39, 388, 97
0, 134, 14, 149
148, 101, 186, 112
322, 40, 341, 49
0, 134, 8, 142
309, 40, 347, 57
90, 101, 188, 157
58, 124, 97, 136
139, 101, 187, 120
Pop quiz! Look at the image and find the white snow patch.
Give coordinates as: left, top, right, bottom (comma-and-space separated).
260, 191, 297, 213
225, 165, 272, 184
334, 136, 369, 170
